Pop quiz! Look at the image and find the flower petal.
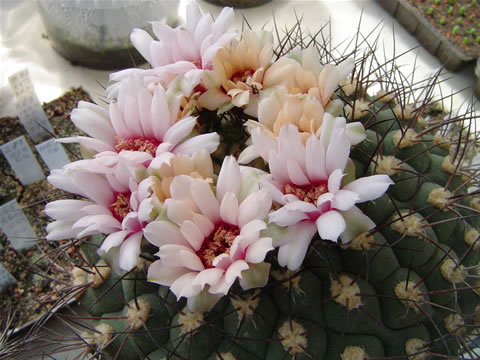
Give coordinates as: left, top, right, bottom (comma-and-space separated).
163, 116, 197, 147
277, 221, 317, 270
97, 230, 129, 256
225, 260, 249, 286
331, 189, 359, 211
220, 192, 239, 226
245, 237, 273, 264
180, 220, 205, 252
173, 132, 220, 156
239, 262, 271, 291
191, 179, 220, 224
118, 232, 143, 271
325, 128, 350, 175
315, 210, 346, 242
305, 135, 327, 181
216, 156, 241, 202
171, 272, 201, 299
144, 220, 190, 248
339, 206, 376, 244
159, 244, 204, 271
343, 175, 394, 202
269, 207, 309, 227
148, 260, 190, 287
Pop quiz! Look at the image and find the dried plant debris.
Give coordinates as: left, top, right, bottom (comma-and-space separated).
0, 87, 91, 331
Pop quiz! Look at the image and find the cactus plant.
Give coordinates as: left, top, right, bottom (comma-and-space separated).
43, 3, 480, 360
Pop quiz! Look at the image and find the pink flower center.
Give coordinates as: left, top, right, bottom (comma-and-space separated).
197, 223, 240, 268
114, 137, 160, 157
282, 183, 328, 205
109, 192, 132, 222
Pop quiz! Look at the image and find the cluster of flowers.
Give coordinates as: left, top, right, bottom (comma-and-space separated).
45, 2, 393, 312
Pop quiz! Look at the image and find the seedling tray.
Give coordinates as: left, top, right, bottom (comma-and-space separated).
377, 0, 477, 71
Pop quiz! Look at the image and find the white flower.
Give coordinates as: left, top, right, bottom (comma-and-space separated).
107, 2, 237, 99
146, 156, 273, 311
239, 103, 366, 164
61, 75, 219, 175
45, 159, 156, 272
254, 123, 393, 270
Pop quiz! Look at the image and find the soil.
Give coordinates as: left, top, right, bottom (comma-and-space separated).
0, 88, 91, 330
408, 0, 480, 57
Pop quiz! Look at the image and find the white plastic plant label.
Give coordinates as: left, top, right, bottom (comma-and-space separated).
0, 136, 45, 185
8, 69, 54, 142
36, 139, 70, 171
8, 69, 35, 98
0, 199, 37, 250
0, 263, 16, 293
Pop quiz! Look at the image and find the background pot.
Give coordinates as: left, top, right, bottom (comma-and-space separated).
37, 0, 178, 70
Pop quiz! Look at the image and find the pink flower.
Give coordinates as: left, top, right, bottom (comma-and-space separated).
108, 2, 237, 99
62, 75, 219, 173
146, 156, 273, 311
45, 159, 156, 272
254, 123, 393, 270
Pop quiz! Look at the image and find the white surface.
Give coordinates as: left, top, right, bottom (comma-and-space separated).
1, 0, 478, 358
